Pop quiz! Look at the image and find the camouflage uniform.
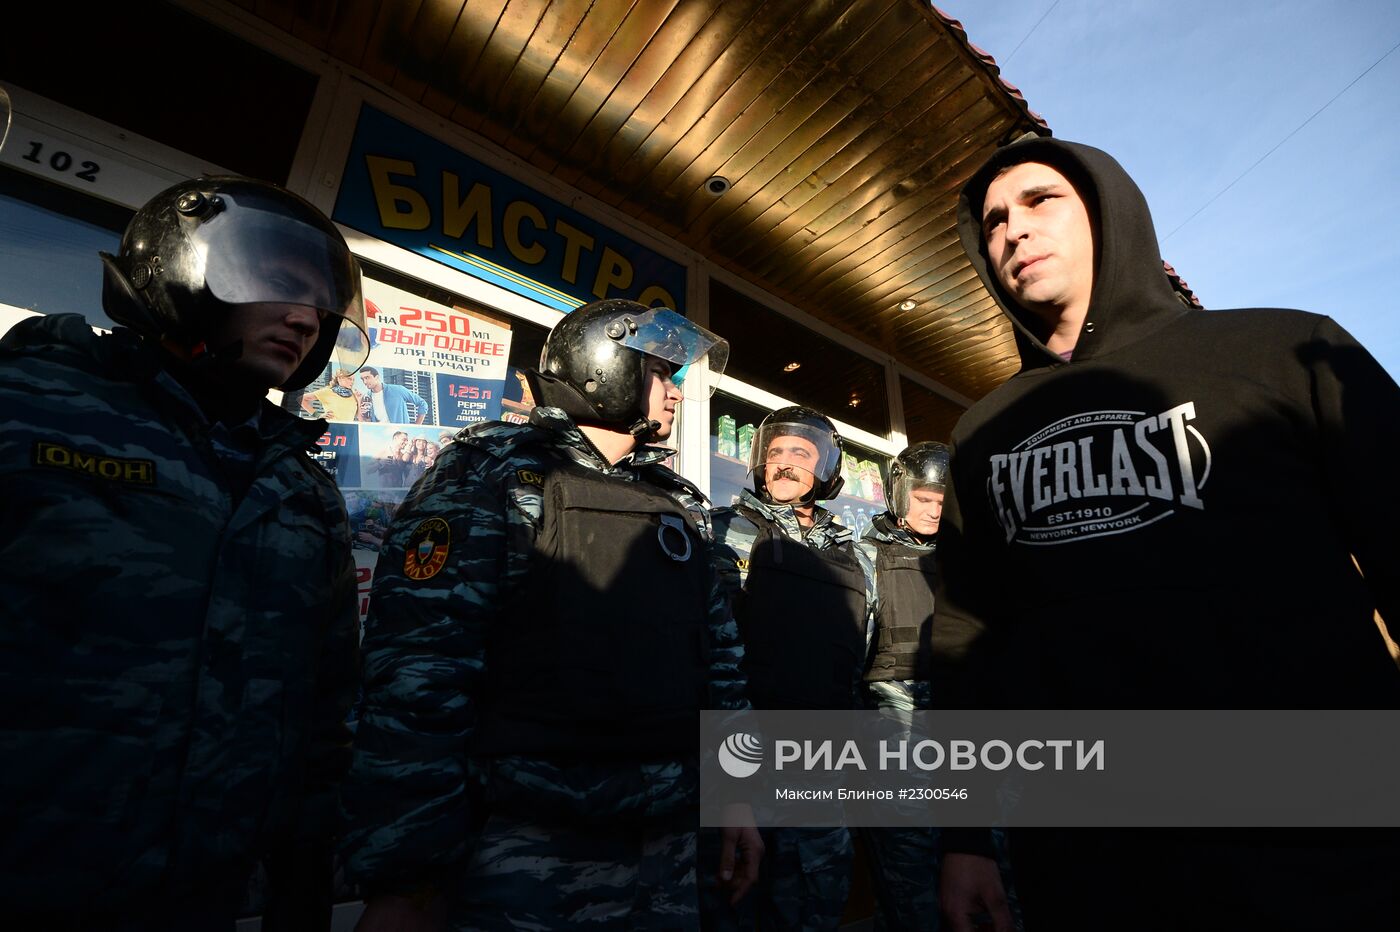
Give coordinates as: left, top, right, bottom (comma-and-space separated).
857, 513, 940, 931
701, 490, 875, 931
859, 514, 1022, 932
340, 405, 747, 930
0, 314, 360, 928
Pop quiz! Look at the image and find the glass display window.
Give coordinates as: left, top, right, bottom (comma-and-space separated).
827, 438, 890, 537
900, 375, 966, 443
0, 166, 128, 329
708, 278, 890, 437
709, 391, 771, 509
501, 318, 547, 425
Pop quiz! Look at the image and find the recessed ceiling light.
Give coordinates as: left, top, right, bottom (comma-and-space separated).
705, 176, 731, 196
899, 299, 918, 311
848, 395, 861, 407
783, 361, 801, 372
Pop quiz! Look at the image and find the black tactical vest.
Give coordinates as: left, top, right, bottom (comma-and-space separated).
864, 539, 938, 682
734, 506, 867, 709
476, 464, 710, 757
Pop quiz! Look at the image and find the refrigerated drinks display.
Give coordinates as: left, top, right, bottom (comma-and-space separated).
709, 393, 770, 507
830, 451, 889, 534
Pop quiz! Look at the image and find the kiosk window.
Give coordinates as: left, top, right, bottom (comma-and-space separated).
710, 392, 771, 508
900, 376, 964, 443
708, 279, 890, 438
826, 437, 889, 537
0, 166, 128, 328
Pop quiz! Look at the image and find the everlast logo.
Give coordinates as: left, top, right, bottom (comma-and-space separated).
986, 402, 1209, 546
35, 442, 156, 485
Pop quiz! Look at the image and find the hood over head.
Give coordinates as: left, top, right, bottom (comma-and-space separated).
957, 137, 1192, 370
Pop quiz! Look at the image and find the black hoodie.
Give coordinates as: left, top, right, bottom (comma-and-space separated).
933, 136, 1400, 708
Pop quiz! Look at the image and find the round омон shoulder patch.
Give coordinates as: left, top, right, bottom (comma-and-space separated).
404, 516, 452, 581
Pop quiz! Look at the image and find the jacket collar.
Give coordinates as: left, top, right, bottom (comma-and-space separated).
738, 488, 848, 545
862, 511, 935, 550
531, 406, 676, 473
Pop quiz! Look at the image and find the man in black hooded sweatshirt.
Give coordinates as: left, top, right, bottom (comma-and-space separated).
931, 136, 1400, 931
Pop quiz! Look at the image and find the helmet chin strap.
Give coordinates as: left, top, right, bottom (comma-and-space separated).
629, 416, 663, 441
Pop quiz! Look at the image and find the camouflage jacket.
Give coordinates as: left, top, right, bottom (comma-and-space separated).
340, 406, 747, 893
0, 314, 359, 911
858, 513, 935, 712
710, 490, 877, 704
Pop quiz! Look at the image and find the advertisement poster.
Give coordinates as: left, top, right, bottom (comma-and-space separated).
285, 278, 514, 629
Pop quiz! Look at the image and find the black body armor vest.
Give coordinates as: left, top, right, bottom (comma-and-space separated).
733, 506, 867, 709
864, 539, 938, 682
476, 464, 710, 757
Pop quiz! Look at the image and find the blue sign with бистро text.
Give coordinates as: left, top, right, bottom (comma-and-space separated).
334, 105, 687, 315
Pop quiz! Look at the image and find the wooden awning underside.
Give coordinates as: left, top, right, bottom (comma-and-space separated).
236, 0, 1049, 400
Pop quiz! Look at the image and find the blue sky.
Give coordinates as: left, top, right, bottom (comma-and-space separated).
937, 0, 1400, 380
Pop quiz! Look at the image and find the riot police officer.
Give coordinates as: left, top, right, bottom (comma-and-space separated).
858, 441, 948, 930
703, 405, 876, 931
0, 176, 369, 929
341, 299, 762, 931
863, 441, 947, 708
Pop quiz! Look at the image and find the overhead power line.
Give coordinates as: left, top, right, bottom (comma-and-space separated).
1164, 36, 1400, 242
1003, 0, 1062, 68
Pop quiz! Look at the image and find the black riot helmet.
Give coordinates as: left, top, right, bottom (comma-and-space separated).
536, 298, 728, 436
749, 405, 845, 503
99, 175, 370, 390
885, 441, 950, 520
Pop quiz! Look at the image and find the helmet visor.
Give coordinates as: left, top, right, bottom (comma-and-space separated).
890, 473, 947, 520
617, 307, 728, 396
748, 420, 842, 486
888, 444, 949, 518
194, 187, 364, 322
323, 259, 371, 376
